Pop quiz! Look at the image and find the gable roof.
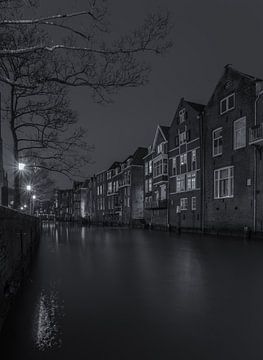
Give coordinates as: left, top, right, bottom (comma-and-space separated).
186, 100, 205, 112
152, 124, 169, 151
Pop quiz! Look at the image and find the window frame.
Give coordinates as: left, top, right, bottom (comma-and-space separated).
233, 116, 246, 150
212, 127, 223, 157
214, 166, 234, 199
220, 93, 235, 115
191, 197, 197, 210
180, 197, 188, 211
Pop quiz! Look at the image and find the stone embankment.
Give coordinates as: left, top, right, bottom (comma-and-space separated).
0, 206, 40, 332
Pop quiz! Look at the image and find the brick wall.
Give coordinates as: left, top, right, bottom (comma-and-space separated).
0, 206, 40, 332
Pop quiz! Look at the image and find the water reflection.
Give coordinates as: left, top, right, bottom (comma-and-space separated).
33, 283, 64, 351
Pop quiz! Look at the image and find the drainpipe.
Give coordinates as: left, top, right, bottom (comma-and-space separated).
253, 89, 263, 232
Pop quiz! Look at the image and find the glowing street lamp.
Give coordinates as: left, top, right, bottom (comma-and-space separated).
18, 162, 26, 171
26, 184, 32, 191
32, 194, 36, 200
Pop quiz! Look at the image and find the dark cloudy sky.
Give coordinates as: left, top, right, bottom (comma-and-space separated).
3, 0, 263, 188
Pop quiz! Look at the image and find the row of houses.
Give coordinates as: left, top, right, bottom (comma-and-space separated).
55, 65, 263, 235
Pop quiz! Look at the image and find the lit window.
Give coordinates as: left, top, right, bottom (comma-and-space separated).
176, 174, 185, 192
192, 149, 197, 170
149, 160, 153, 174
180, 198, 188, 210
187, 172, 196, 191
180, 153, 187, 166
145, 162, 148, 176
220, 93, 235, 114
234, 117, 246, 150
214, 166, 234, 199
213, 128, 223, 157
191, 197, 196, 210
172, 158, 177, 176
179, 108, 186, 124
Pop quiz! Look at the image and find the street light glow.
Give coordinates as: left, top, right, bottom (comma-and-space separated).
18, 162, 26, 171
26, 185, 32, 191
32, 195, 36, 200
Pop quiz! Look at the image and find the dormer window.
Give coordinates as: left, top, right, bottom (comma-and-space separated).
157, 143, 164, 154
179, 108, 186, 123
179, 131, 186, 145
220, 93, 235, 115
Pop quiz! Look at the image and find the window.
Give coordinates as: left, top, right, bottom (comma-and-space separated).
179, 131, 186, 145
149, 160, 153, 174
176, 174, 185, 192
145, 179, 148, 193
213, 128, 223, 157
179, 108, 186, 123
191, 197, 196, 210
214, 166, 234, 199
191, 149, 197, 170
148, 178, 152, 192
153, 158, 168, 177
145, 162, 148, 176
160, 184, 167, 200
234, 117, 246, 150
220, 93, 235, 114
187, 172, 196, 191
180, 198, 188, 211
172, 158, 177, 176
108, 182, 112, 193
180, 153, 187, 166
107, 171, 112, 180
157, 143, 164, 154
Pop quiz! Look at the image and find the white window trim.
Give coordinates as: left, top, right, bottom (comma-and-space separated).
180, 197, 188, 211
214, 166, 234, 199
220, 93, 235, 115
191, 197, 197, 210
212, 127, 223, 157
233, 116, 246, 150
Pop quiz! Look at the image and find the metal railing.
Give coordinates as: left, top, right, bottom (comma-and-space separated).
249, 123, 263, 145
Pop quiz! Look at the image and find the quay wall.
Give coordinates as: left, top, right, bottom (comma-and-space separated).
0, 206, 40, 332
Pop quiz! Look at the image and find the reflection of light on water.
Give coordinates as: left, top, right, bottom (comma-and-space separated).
33, 286, 64, 351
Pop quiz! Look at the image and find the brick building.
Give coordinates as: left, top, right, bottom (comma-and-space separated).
144, 125, 169, 228
54, 189, 74, 221
168, 98, 205, 231
204, 65, 263, 234
95, 170, 108, 223
118, 147, 147, 225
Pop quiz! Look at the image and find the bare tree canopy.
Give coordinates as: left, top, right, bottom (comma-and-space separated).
0, 0, 173, 207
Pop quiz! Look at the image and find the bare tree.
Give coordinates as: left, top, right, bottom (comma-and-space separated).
0, 0, 173, 208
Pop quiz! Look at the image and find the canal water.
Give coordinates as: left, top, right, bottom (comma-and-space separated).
1, 224, 263, 359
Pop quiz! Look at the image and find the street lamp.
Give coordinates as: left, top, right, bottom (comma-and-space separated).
18, 162, 26, 171
26, 184, 32, 191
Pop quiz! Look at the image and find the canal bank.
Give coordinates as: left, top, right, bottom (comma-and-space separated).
0, 206, 40, 333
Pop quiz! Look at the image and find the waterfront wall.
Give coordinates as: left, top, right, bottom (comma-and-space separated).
0, 206, 40, 332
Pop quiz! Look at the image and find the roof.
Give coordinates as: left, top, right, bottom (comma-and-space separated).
186, 101, 205, 112
225, 64, 262, 82
131, 147, 148, 165
159, 126, 170, 139
107, 161, 121, 170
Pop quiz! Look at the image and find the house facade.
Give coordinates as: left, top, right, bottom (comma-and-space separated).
204, 65, 263, 233
168, 99, 204, 231
144, 125, 169, 228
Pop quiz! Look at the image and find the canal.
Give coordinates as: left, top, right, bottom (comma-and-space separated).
1, 224, 263, 359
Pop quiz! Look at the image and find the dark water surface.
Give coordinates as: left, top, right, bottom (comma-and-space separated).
1, 224, 263, 359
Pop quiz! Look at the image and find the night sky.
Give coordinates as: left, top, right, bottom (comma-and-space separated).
2, 0, 263, 188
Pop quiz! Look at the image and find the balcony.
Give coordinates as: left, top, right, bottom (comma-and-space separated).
145, 199, 167, 209
249, 123, 263, 145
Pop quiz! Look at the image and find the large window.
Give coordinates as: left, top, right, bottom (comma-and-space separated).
145, 162, 148, 176
180, 153, 187, 166
149, 160, 153, 174
148, 178, 152, 192
212, 128, 223, 157
180, 198, 188, 211
214, 166, 234, 199
187, 172, 196, 191
176, 174, 185, 192
220, 93, 235, 114
234, 117, 246, 150
153, 158, 168, 177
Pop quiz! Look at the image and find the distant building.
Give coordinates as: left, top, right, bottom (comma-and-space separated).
105, 162, 122, 224
95, 170, 108, 223
118, 147, 147, 225
144, 125, 169, 229
168, 98, 204, 231
54, 188, 74, 221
